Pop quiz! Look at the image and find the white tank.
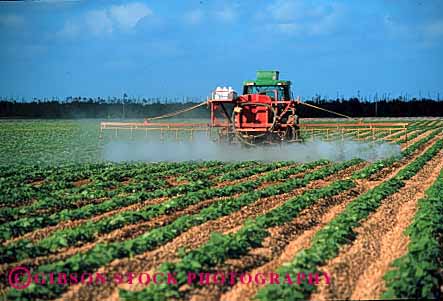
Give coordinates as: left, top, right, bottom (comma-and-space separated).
214, 86, 223, 100
213, 86, 236, 100
221, 87, 227, 100
228, 86, 237, 99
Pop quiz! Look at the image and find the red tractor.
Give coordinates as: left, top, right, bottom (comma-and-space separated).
100, 70, 409, 146
209, 70, 301, 145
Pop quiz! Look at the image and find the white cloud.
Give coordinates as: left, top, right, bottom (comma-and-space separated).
183, 4, 238, 26
383, 15, 443, 46
85, 9, 113, 35
0, 14, 25, 28
57, 19, 80, 39
57, 2, 151, 39
424, 19, 443, 39
32, 0, 81, 2
383, 14, 410, 38
184, 9, 204, 25
275, 23, 300, 34
109, 2, 152, 29
266, 0, 343, 36
269, 0, 304, 21
215, 6, 236, 22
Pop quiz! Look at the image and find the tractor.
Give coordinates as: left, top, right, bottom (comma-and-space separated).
209, 70, 301, 145
100, 70, 408, 146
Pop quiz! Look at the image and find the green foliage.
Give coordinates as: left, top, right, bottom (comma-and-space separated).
0, 162, 199, 222
6, 160, 359, 300
0, 161, 262, 262
352, 128, 441, 179
0, 161, 240, 241
382, 165, 443, 299
255, 138, 443, 300
119, 173, 358, 300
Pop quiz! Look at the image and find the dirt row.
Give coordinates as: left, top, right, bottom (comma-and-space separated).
206, 189, 361, 301
3, 163, 321, 273
379, 129, 415, 142
58, 134, 442, 301
219, 135, 443, 301
4, 163, 292, 245
311, 147, 443, 300
3, 132, 438, 300
3, 168, 187, 220
57, 163, 366, 301
426, 120, 442, 127
395, 129, 424, 147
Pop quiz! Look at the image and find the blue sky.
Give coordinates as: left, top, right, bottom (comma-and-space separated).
1, 0, 442, 100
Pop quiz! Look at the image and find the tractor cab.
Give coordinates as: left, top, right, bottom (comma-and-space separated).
241, 70, 296, 126
206, 70, 301, 144
242, 71, 291, 101
99, 69, 410, 147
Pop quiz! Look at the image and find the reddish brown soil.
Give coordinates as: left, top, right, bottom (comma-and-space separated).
218, 137, 442, 301
399, 129, 432, 150
1, 164, 313, 272
201, 189, 360, 301
311, 148, 443, 301
29, 179, 46, 186
165, 176, 187, 186
6, 133, 441, 301
6, 165, 292, 245
72, 179, 91, 187
381, 129, 413, 142
57, 163, 364, 301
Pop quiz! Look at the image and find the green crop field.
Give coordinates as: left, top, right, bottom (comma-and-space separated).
0, 118, 442, 301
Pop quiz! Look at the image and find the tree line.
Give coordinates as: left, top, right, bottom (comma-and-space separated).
1, 97, 443, 118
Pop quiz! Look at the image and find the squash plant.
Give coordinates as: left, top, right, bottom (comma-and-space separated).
382, 166, 443, 299
255, 139, 443, 300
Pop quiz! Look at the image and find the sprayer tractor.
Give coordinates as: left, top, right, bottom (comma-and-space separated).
100, 71, 409, 146
208, 71, 301, 145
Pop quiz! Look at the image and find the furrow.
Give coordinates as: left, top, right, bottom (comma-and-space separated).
4, 163, 311, 270
313, 149, 443, 300
64, 163, 364, 301
220, 135, 442, 301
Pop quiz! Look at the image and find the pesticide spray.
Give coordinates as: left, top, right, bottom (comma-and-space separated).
103, 133, 401, 163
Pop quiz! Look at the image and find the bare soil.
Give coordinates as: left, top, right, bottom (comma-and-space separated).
1, 164, 315, 273
311, 149, 443, 300
219, 136, 442, 301
57, 164, 362, 301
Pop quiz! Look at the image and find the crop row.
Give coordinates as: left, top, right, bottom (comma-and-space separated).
395, 127, 437, 144
119, 179, 356, 300
178, 161, 287, 182
2, 162, 254, 213
0, 120, 102, 166
408, 120, 442, 130
389, 120, 441, 142
0, 163, 195, 221
395, 122, 438, 141
5, 159, 358, 300
352, 128, 441, 179
0, 161, 217, 208
122, 134, 431, 300
255, 138, 443, 300
0, 162, 250, 240
382, 167, 443, 299
0, 161, 296, 263
0, 161, 267, 241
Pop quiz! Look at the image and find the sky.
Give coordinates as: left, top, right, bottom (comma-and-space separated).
0, 0, 443, 101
